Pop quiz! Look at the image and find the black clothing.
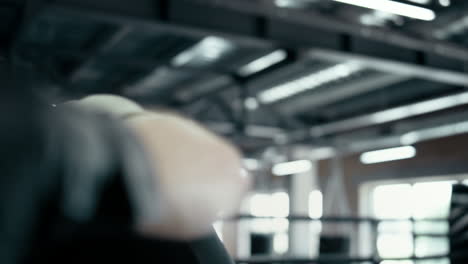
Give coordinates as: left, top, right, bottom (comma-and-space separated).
0, 61, 233, 264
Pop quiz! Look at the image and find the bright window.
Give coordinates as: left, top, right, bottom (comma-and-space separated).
411, 182, 453, 219
249, 192, 290, 254
247, 190, 324, 255
371, 181, 455, 264
373, 184, 413, 219
309, 190, 323, 219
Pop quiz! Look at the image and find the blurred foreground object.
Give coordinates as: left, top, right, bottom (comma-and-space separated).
72, 94, 250, 239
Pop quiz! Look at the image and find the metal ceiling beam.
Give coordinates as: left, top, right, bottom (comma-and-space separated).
208, 102, 468, 157
187, 0, 468, 61
69, 26, 133, 83
26, 0, 468, 77
307, 49, 468, 87
205, 121, 285, 140
287, 90, 468, 142
274, 108, 468, 158
0, 0, 26, 4
337, 108, 468, 154
173, 74, 234, 103
405, 1, 468, 40
226, 108, 468, 159
276, 72, 411, 115
22, 45, 240, 76
13, 0, 468, 138
43, 2, 274, 49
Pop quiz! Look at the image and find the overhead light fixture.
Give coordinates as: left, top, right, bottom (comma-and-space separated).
243, 158, 261, 171
310, 147, 336, 160
407, 0, 430, 4
360, 146, 416, 164
275, 0, 316, 8
439, 0, 450, 7
360, 10, 403, 26
244, 97, 259, 111
333, 0, 436, 21
171, 36, 234, 67
258, 62, 362, 104
272, 160, 313, 176
238, 50, 287, 77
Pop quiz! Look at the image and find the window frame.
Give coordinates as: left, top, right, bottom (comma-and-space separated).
358, 174, 468, 262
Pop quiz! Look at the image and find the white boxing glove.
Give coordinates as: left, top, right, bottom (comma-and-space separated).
68, 94, 250, 240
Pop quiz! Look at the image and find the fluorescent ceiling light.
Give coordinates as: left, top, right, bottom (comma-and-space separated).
275, 0, 316, 8
407, 0, 430, 4
243, 158, 261, 170
238, 50, 287, 77
310, 147, 336, 160
333, 0, 436, 21
439, 0, 450, 7
360, 146, 416, 164
172, 36, 234, 67
258, 62, 362, 104
272, 160, 312, 176
244, 97, 259, 110
360, 10, 403, 26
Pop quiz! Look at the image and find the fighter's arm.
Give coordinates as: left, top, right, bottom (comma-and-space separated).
71, 95, 250, 240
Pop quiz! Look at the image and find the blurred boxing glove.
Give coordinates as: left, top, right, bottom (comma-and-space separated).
71, 95, 250, 240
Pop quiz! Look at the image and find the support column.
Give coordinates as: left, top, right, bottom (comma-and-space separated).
289, 160, 319, 257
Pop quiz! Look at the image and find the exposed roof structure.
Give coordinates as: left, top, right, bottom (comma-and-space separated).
2, 0, 468, 154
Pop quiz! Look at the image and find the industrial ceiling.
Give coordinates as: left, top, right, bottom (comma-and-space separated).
1, 0, 468, 155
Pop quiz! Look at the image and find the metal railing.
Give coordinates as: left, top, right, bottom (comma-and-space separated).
226, 215, 461, 264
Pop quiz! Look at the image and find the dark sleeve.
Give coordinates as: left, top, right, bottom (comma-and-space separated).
0, 62, 234, 264
0, 62, 54, 264
51, 105, 161, 225
0, 102, 160, 264
17, 108, 234, 264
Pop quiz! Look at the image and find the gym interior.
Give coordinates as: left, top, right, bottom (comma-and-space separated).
1, 0, 468, 263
